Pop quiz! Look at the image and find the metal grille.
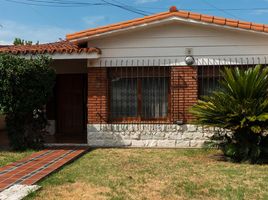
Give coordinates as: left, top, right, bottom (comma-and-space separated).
95, 57, 267, 131
198, 65, 223, 97
108, 67, 170, 123
198, 64, 257, 97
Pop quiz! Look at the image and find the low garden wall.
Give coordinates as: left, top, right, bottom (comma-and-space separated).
87, 124, 223, 148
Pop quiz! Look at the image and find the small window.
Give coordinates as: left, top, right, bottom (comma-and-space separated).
109, 67, 170, 122
198, 66, 221, 97
199, 77, 220, 96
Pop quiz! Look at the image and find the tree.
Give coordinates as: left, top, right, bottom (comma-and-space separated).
190, 66, 268, 163
13, 38, 39, 46
0, 54, 56, 150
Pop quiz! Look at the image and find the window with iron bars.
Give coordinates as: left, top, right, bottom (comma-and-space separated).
198, 65, 256, 97
109, 67, 170, 122
198, 66, 222, 97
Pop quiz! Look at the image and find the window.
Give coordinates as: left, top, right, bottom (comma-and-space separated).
110, 78, 138, 119
198, 77, 220, 96
142, 77, 169, 119
198, 66, 221, 97
109, 67, 169, 121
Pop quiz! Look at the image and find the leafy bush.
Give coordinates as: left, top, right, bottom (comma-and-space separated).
0, 54, 56, 150
191, 65, 268, 163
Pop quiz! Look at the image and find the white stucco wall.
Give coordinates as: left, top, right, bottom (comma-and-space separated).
87, 20, 268, 67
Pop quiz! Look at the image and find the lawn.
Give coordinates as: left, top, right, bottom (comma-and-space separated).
0, 150, 34, 167
27, 149, 268, 200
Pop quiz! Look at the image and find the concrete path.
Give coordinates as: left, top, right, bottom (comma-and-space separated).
0, 146, 89, 192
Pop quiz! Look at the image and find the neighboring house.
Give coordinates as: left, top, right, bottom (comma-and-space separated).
1, 6, 268, 148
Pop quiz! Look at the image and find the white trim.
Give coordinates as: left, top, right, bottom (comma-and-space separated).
91, 56, 268, 67
69, 16, 268, 43
22, 52, 100, 60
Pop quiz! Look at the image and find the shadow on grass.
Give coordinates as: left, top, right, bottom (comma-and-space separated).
207, 149, 268, 165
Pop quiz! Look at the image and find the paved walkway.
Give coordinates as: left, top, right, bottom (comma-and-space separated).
0, 146, 89, 192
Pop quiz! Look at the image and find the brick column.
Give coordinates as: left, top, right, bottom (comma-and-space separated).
171, 66, 198, 123
88, 67, 108, 124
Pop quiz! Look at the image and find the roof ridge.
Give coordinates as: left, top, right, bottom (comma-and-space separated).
66, 6, 268, 41
66, 11, 170, 38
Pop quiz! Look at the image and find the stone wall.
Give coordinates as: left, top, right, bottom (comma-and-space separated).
87, 124, 222, 148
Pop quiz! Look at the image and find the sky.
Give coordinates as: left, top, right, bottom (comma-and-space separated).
1, 0, 268, 45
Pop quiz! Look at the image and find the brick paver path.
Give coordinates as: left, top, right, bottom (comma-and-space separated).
0, 146, 89, 192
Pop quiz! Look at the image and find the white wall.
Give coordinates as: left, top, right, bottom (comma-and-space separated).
87, 20, 268, 66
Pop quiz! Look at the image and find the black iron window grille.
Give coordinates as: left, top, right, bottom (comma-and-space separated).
109, 67, 170, 122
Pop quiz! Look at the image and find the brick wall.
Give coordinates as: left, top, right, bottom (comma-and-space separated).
87, 67, 108, 124
87, 66, 198, 124
171, 66, 198, 123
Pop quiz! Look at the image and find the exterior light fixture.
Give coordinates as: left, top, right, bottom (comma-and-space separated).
185, 56, 195, 66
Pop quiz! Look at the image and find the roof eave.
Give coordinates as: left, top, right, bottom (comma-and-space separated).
68, 16, 268, 43
20, 52, 100, 60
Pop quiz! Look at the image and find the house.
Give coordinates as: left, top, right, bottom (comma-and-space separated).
1, 6, 268, 148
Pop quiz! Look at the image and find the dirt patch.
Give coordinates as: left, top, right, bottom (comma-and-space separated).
34, 182, 110, 200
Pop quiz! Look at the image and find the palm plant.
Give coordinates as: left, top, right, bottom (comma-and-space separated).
191, 65, 268, 163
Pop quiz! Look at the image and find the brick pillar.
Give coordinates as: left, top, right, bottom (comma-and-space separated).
171, 66, 198, 123
88, 67, 108, 124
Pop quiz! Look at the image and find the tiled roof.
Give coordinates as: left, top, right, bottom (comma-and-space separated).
0, 41, 101, 55
66, 6, 268, 41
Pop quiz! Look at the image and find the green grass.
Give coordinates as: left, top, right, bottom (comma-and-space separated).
0, 150, 35, 167
26, 149, 268, 200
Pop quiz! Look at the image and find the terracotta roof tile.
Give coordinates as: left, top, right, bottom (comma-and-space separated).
238, 21, 251, 29
0, 41, 101, 55
201, 15, 214, 23
226, 19, 239, 27
66, 6, 268, 41
189, 13, 201, 20
169, 6, 178, 12
213, 17, 226, 25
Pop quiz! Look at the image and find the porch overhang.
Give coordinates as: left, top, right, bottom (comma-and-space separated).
0, 41, 101, 60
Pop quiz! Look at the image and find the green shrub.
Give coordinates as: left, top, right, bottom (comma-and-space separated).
191, 65, 268, 163
0, 54, 56, 150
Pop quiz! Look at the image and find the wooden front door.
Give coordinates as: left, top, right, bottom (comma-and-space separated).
56, 74, 87, 140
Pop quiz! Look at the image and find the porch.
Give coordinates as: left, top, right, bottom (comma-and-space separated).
45, 59, 88, 144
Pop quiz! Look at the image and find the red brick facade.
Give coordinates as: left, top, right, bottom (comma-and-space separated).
87, 66, 198, 124
87, 67, 108, 124
170, 66, 198, 123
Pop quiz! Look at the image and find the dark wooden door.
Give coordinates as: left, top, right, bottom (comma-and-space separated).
56, 74, 86, 137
